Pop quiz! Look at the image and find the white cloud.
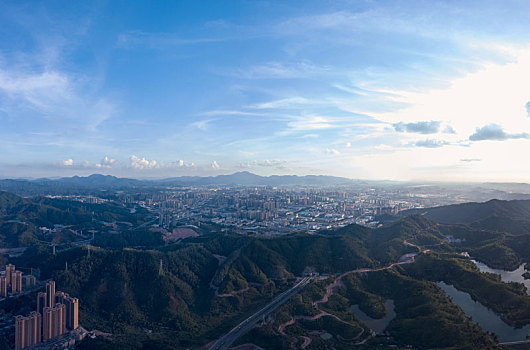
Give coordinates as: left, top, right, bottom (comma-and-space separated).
167, 159, 195, 168
326, 148, 340, 155
191, 119, 214, 130
443, 125, 456, 134
469, 124, 529, 141
393, 121, 440, 134
61, 158, 74, 166
366, 47, 530, 136
413, 139, 450, 148
130, 155, 158, 169
95, 156, 117, 169
211, 160, 220, 170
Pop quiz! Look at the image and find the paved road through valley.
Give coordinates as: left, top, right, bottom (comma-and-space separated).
209, 277, 311, 350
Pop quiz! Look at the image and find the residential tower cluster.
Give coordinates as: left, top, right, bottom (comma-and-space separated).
14, 281, 79, 349
0, 264, 36, 297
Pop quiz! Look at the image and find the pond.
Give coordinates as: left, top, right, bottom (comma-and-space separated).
471, 259, 530, 296
437, 282, 530, 342
350, 299, 396, 334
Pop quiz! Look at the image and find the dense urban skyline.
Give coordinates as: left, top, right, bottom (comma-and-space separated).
1, 1, 530, 181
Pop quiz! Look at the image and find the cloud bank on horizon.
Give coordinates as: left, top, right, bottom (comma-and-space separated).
1, 0, 530, 181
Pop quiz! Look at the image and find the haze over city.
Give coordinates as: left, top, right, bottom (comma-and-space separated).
1, 1, 530, 181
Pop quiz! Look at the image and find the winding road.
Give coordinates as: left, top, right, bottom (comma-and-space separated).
210, 240, 427, 349
209, 277, 311, 350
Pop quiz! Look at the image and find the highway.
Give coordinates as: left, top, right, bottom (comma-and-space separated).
209, 277, 311, 350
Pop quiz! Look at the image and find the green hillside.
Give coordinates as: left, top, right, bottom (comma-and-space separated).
0, 191, 150, 248
6, 195, 530, 349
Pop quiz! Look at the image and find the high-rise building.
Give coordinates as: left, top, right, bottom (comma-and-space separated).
42, 307, 53, 341
64, 297, 79, 330
52, 303, 66, 338
37, 292, 47, 315
15, 271, 22, 293
6, 264, 15, 286
18, 281, 80, 346
11, 270, 18, 294
55, 291, 68, 305
45, 281, 55, 308
42, 304, 65, 341
0, 276, 6, 297
15, 312, 41, 350
22, 275, 36, 289
14, 315, 24, 350
25, 312, 41, 347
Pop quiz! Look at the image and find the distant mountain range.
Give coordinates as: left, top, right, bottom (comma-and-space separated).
0, 172, 362, 195
157, 171, 358, 186
2, 172, 530, 200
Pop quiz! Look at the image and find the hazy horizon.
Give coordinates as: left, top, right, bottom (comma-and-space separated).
2, 1, 530, 182
3, 171, 530, 187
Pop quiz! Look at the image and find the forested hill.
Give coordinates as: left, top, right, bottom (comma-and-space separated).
402, 198, 530, 224
0, 191, 149, 248
20, 211, 519, 350
5, 192, 530, 348
21, 214, 450, 349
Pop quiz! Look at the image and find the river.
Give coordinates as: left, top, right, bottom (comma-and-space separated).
437, 282, 530, 342
350, 299, 396, 334
471, 260, 530, 296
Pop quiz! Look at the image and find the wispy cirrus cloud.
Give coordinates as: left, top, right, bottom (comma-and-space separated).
0, 62, 115, 135
116, 30, 225, 49
198, 110, 265, 117
191, 119, 215, 130
233, 61, 329, 79
0, 69, 71, 110
248, 97, 314, 110
288, 116, 337, 130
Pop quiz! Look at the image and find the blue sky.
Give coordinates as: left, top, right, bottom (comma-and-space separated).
1, 0, 530, 181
